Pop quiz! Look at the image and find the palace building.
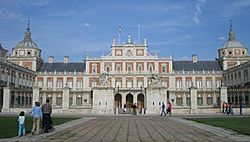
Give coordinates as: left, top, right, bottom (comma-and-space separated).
0, 22, 249, 114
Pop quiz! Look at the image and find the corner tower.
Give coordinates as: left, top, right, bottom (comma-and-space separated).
217, 20, 249, 70
8, 20, 43, 71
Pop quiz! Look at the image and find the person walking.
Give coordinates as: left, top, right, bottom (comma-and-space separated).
160, 102, 166, 116
30, 102, 42, 135
167, 102, 172, 116
42, 99, 53, 133
18, 111, 26, 137
240, 102, 243, 115
132, 103, 137, 115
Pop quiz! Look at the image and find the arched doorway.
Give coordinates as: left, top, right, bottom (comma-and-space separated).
114, 93, 122, 108
126, 93, 133, 108
137, 93, 144, 108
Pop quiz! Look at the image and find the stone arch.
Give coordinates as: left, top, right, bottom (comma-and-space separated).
114, 93, 122, 108
126, 93, 133, 108
137, 93, 144, 108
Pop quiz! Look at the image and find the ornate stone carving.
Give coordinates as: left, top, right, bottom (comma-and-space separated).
151, 73, 161, 85
100, 73, 109, 86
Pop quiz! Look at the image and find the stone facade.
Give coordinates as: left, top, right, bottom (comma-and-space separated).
1, 22, 249, 114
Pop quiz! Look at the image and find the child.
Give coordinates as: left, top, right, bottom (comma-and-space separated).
18, 111, 26, 137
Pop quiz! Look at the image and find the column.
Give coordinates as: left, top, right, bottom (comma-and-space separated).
14, 92, 18, 108
72, 94, 77, 107
20, 93, 23, 107
122, 94, 126, 108
202, 92, 207, 106
212, 92, 217, 106
133, 76, 136, 88
182, 93, 187, 106
42, 93, 47, 105
220, 86, 228, 112
133, 94, 137, 105
52, 92, 56, 107
2, 87, 11, 112
62, 85, 70, 110
32, 84, 40, 107
189, 86, 198, 114
23, 93, 26, 108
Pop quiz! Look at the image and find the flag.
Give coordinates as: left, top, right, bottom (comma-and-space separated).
118, 25, 122, 33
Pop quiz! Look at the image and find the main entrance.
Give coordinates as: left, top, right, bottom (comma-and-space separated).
126, 93, 133, 108
114, 93, 122, 108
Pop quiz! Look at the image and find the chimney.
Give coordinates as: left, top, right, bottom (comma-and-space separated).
64, 56, 69, 63
48, 56, 54, 63
192, 54, 198, 62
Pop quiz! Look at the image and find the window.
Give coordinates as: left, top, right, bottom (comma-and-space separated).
69, 95, 73, 106
27, 51, 31, 55
76, 95, 82, 106
92, 64, 97, 74
127, 81, 132, 88
176, 80, 182, 88
91, 81, 97, 87
137, 81, 143, 87
206, 81, 212, 88
138, 64, 142, 72
57, 80, 63, 88
176, 95, 183, 106
197, 95, 203, 106
116, 81, 121, 87
186, 95, 190, 106
196, 81, 202, 88
162, 65, 166, 73
56, 95, 62, 106
38, 80, 43, 87
127, 64, 131, 72
216, 80, 221, 87
186, 81, 192, 88
76, 81, 83, 88
47, 80, 53, 88
207, 95, 213, 105
106, 66, 110, 73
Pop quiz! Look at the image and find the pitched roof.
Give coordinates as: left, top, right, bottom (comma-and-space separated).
173, 61, 222, 71
38, 62, 86, 72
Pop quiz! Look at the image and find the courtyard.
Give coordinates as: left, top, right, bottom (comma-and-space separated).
2, 115, 250, 142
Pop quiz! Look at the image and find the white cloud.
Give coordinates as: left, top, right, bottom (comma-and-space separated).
0, 8, 26, 21
84, 22, 90, 27
192, 0, 206, 24
217, 36, 226, 41
180, 56, 189, 60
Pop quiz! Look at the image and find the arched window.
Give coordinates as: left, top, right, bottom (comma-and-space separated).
176, 95, 183, 106
56, 95, 62, 106
76, 95, 82, 106
197, 94, 203, 106
186, 95, 190, 106
207, 94, 213, 105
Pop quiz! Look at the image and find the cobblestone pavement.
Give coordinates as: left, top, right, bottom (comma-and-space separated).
32, 116, 230, 142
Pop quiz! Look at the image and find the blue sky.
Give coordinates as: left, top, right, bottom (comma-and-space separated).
0, 0, 250, 62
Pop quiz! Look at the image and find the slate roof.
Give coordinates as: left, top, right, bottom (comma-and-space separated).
173, 61, 222, 71
38, 62, 86, 72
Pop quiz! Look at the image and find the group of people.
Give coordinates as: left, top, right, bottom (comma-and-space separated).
222, 102, 234, 115
18, 99, 53, 137
222, 101, 244, 115
160, 102, 172, 116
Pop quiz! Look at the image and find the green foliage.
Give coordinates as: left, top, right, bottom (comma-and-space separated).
186, 117, 250, 135
0, 116, 78, 138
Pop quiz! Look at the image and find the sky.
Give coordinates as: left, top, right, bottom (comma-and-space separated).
0, 0, 250, 62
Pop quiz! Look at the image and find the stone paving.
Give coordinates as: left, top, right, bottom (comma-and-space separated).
2, 115, 250, 142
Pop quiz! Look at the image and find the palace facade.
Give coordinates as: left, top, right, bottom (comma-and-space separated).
0, 23, 249, 114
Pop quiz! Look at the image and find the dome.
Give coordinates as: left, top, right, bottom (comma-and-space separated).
222, 40, 245, 48
14, 23, 39, 49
